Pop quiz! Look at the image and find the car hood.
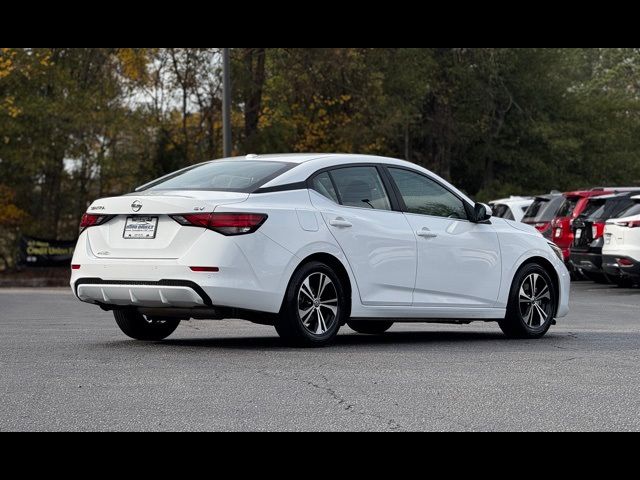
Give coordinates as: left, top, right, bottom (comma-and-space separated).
499, 218, 542, 236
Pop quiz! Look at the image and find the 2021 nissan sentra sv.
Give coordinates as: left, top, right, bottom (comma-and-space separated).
70, 154, 570, 346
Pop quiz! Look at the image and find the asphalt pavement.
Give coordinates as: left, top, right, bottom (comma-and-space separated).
1, 282, 639, 431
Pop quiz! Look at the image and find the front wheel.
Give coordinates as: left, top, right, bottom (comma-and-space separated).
275, 261, 347, 346
113, 310, 180, 341
499, 263, 557, 339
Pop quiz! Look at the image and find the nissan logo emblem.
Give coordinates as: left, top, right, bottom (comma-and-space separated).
131, 200, 143, 213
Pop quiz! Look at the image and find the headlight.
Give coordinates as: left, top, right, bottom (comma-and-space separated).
548, 242, 563, 262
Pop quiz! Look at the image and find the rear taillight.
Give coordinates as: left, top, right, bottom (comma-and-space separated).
617, 221, 640, 228
592, 222, 605, 239
172, 212, 267, 236
534, 222, 550, 232
79, 214, 113, 234
618, 258, 635, 267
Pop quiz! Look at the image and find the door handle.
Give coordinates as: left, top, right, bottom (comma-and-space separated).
416, 228, 438, 238
329, 217, 353, 228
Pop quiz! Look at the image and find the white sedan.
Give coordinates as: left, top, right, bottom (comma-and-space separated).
70, 154, 570, 346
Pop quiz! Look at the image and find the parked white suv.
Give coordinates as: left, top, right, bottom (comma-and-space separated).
489, 196, 534, 222
603, 195, 640, 287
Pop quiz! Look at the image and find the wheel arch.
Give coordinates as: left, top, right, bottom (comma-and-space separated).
514, 256, 561, 316
285, 252, 353, 318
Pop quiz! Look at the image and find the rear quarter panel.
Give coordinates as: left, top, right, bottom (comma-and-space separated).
215, 189, 362, 312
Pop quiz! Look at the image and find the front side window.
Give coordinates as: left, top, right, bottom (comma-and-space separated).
143, 160, 292, 192
389, 168, 467, 220
329, 167, 392, 211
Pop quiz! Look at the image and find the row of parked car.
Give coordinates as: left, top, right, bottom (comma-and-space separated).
490, 188, 640, 287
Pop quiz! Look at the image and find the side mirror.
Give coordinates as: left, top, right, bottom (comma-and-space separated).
473, 203, 492, 223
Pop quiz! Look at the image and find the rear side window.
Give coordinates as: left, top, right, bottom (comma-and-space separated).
329, 167, 392, 211
143, 161, 292, 192
389, 168, 468, 220
310, 172, 339, 203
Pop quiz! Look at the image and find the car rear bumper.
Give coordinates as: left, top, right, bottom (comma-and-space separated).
74, 279, 212, 308
602, 255, 640, 279
570, 250, 603, 273
70, 229, 297, 314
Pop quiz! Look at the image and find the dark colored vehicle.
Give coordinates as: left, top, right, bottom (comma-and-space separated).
570, 191, 640, 282
522, 193, 565, 240
550, 189, 614, 262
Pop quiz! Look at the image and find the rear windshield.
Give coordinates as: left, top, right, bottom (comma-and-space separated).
523, 196, 563, 222
142, 161, 293, 192
584, 196, 636, 221
615, 202, 640, 218
581, 199, 605, 219
556, 197, 579, 218
492, 204, 514, 220
611, 198, 640, 219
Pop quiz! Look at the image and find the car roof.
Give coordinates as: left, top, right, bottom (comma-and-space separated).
564, 189, 614, 198
255, 153, 477, 206
223, 153, 344, 164
490, 196, 533, 204
587, 192, 636, 201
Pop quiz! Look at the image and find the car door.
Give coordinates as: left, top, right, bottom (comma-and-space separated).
386, 167, 501, 308
308, 166, 417, 306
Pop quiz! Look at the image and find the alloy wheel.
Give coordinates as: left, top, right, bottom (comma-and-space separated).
297, 272, 339, 335
518, 273, 552, 328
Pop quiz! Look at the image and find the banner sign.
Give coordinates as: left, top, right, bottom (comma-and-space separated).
19, 237, 76, 267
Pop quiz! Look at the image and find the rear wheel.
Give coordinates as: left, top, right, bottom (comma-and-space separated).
276, 261, 346, 347
113, 310, 180, 341
499, 263, 556, 339
347, 320, 394, 335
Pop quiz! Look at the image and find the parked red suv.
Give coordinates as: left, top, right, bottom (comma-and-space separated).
550, 189, 614, 262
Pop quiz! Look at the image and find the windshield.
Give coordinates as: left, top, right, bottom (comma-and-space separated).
142, 160, 293, 192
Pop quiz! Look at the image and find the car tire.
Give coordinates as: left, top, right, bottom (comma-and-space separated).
499, 263, 557, 339
276, 261, 347, 347
347, 320, 394, 335
113, 309, 181, 341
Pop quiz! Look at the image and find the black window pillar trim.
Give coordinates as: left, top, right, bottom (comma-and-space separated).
377, 165, 405, 212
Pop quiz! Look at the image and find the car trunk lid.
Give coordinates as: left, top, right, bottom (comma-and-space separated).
85, 191, 248, 259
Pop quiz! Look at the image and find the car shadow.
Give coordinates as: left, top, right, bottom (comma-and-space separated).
157, 330, 544, 351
